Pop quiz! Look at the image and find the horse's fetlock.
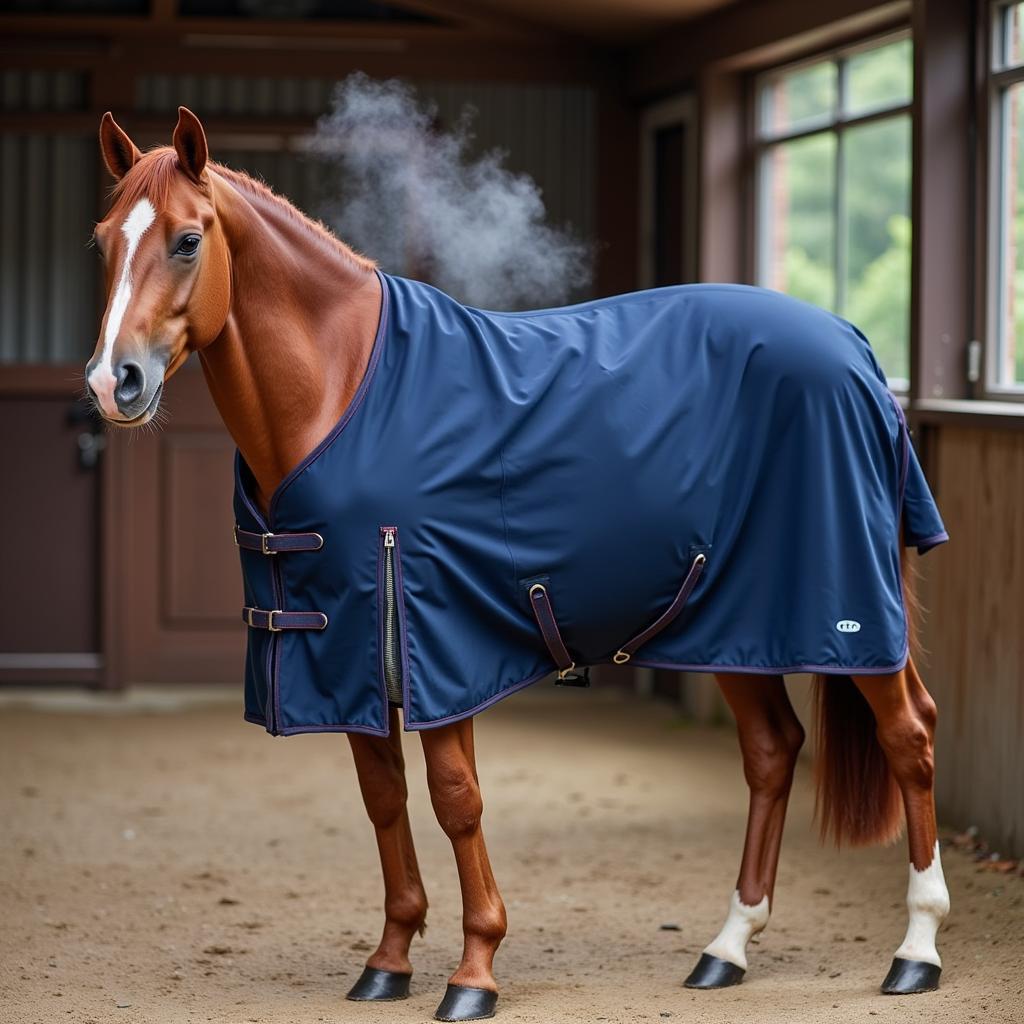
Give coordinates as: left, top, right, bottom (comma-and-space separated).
467, 900, 508, 945
386, 890, 428, 932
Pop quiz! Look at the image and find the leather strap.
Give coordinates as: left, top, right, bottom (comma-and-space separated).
527, 552, 707, 673
528, 583, 576, 678
242, 607, 328, 631
613, 552, 706, 664
234, 524, 324, 555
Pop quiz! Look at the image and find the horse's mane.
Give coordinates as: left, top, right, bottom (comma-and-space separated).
110, 146, 377, 273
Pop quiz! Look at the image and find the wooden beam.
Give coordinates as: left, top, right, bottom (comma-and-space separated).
0, 30, 601, 87
697, 69, 746, 283
377, 0, 562, 39
150, 0, 177, 24
628, 0, 908, 99
0, 11, 531, 42
909, 0, 973, 401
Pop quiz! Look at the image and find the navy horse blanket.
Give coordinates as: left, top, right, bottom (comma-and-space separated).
234, 273, 947, 737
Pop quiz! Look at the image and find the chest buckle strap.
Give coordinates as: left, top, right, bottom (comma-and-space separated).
242, 607, 328, 631
234, 524, 324, 555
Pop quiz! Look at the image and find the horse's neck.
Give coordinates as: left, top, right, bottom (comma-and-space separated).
199, 173, 382, 513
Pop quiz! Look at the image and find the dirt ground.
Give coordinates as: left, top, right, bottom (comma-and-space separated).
1, 686, 1021, 1024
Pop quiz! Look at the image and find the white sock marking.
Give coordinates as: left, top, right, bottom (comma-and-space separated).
894, 841, 949, 966
703, 889, 770, 971
89, 198, 156, 417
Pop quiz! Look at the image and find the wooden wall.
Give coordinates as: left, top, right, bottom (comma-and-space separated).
917, 425, 1024, 858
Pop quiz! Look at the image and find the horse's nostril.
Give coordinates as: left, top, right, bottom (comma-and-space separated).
115, 360, 145, 409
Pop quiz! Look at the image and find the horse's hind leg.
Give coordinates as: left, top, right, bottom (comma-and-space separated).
345, 707, 428, 1001
685, 673, 804, 989
853, 660, 949, 994
421, 716, 507, 1022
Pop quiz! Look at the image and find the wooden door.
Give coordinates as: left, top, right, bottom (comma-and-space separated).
640, 94, 699, 288
0, 370, 103, 683
107, 360, 245, 685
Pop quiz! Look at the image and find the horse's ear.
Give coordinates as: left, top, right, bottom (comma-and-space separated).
173, 106, 208, 184
99, 112, 141, 181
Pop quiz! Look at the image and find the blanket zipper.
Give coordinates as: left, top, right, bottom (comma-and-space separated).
380, 527, 404, 705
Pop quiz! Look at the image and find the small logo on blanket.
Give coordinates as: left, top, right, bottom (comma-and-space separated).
835, 619, 861, 633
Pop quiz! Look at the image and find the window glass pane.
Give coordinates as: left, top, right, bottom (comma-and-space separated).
998, 82, 1024, 386
759, 132, 836, 309
842, 116, 912, 382
760, 61, 836, 137
845, 37, 912, 116
997, 1, 1024, 70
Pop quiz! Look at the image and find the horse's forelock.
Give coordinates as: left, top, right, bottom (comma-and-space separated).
109, 146, 199, 214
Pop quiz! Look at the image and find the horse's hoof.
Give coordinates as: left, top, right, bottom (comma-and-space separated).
345, 966, 412, 1001
683, 952, 745, 989
881, 957, 941, 995
433, 983, 498, 1021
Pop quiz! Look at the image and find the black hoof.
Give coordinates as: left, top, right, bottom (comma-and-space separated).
346, 966, 412, 1001
881, 957, 941, 995
434, 983, 498, 1021
683, 952, 745, 989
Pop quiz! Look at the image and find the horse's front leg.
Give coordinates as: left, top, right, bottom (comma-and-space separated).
421, 716, 507, 1022
685, 673, 804, 988
345, 707, 429, 1002
853, 659, 950, 994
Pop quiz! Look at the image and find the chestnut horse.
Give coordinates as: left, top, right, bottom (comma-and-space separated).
85, 108, 949, 1021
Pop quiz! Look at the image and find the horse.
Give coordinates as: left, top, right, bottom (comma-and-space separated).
84, 107, 950, 1022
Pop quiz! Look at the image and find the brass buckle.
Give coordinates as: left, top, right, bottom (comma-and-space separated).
267, 609, 283, 632
261, 532, 276, 555
245, 607, 255, 627
613, 650, 631, 665
557, 662, 576, 680
233, 525, 240, 547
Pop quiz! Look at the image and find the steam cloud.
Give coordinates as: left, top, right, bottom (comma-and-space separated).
312, 73, 592, 310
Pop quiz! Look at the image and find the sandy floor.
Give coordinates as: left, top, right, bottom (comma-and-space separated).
1, 686, 1021, 1024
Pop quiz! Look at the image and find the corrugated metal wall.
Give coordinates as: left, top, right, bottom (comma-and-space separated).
1, 70, 87, 112
2, 71, 595, 365
138, 73, 595, 246
0, 134, 98, 364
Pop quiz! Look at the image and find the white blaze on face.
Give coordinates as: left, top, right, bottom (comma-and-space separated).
703, 889, 770, 970
894, 841, 950, 966
89, 198, 157, 418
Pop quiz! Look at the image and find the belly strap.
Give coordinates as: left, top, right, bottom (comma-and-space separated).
528, 552, 707, 675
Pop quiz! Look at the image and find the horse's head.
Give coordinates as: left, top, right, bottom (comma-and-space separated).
86, 108, 231, 426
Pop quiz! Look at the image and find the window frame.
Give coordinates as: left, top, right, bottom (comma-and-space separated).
985, 0, 1024, 396
752, 29, 914, 391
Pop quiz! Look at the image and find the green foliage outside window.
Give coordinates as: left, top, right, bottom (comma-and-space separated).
759, 37, 911, 383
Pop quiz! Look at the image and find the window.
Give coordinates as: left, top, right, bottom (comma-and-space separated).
990, 1, 1024, 391
754, 34, 913, 385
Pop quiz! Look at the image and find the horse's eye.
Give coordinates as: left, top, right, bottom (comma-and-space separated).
174, 234, 201, 257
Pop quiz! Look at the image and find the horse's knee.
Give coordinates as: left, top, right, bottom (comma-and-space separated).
428, 761, 483, 840
742, 719, 804, 797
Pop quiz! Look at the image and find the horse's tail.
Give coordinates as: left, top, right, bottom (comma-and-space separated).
812, 546, 917, 847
